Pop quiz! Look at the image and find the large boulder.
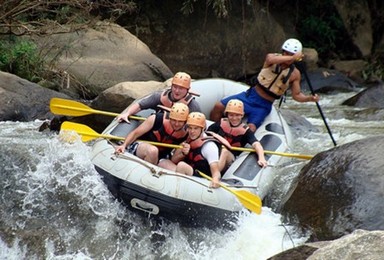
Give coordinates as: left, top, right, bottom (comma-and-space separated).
92, 80, 168, 114
343, 84, 384, 109
0, 71, 69, 121
281, 136, 384, 241
334, 1, 373, 57
298, 68, 362, 93
135, 2, 286, 79
31, 22, 173, 98
269, 230, 384, 260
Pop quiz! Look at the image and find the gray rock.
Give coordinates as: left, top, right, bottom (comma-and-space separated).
281, 136, 384, 241
30, 22, 173, 97
0, 71, 70, 121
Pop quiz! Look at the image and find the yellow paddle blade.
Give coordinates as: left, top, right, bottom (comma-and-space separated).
60, 121, 124, 142
50, 98, 145, 121
229, 146, 314, 160
231, 190, 262, 215
50, 98, 118, 117
198, 171, 262, 214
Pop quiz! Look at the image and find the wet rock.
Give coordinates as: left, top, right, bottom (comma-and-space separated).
281, 136, 384, 241
269, 230, 384, 260
298, 68, 362, 93
342, 84, 384, 109
0, 71, 70, 121
38, 116, 68, 132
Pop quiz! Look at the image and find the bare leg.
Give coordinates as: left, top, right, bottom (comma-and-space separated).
218, 149, 234, 172
136, 143, 159, 164
210, 102, 225, 122
158, 159, 177, 171
176, 161, 194, 176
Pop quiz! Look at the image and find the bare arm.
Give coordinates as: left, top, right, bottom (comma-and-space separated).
171, 142, 190, 164
252, 141, 268, 168
209, 162, 221, 188
290, 70, 320, 103
264, 52, 303, 67
115, 115, 155, 153
117, 103, 141, 123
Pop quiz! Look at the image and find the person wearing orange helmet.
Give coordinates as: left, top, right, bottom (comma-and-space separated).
210, 39, 319, 132
159, 112, 221, 188
118, 72, 201, 123
115, 103, 189, 164
207, 99, 267, 171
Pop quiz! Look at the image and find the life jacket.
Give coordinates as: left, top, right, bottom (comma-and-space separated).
218, 118, 248, 147
159, 89, 195, 108
256, 60, 295, 99
185, 136, 218, 175
143, 113, 187, 152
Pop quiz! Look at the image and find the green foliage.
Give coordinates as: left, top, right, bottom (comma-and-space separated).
0, 39, 45, 82
296, 1, 346, 60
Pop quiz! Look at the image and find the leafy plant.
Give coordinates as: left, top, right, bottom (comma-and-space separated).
295, 0, 347, 61
0, 39, 45, 82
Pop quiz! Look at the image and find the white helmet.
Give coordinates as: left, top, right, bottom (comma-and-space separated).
282, 38, 302, 54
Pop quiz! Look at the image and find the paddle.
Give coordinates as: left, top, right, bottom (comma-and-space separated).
205, 131, 311, 159
295, 62, 337, 146
229, 146, 313, 160
198, 171, 262, 214
53, 98, 312, 159
60, 121, 183, 149
50, 98, 145, 121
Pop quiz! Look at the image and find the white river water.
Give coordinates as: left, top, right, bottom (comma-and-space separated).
1, 90, 383, 260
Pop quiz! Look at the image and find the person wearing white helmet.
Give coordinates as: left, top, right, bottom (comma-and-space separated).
117, 72, 201, 123
210, 38, 320, 132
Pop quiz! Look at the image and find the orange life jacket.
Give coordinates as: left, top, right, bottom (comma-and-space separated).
145, 113, 187, 151
219, 118, 248, 147
159, 89, 195, 108
185, 136, 217, 175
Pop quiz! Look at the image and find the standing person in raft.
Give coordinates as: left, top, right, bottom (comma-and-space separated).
158, 112, 221, 188
115, 103, 189, 164
207, 99, 268, 171
210, 38, 319, 132
117, 72, 201, 123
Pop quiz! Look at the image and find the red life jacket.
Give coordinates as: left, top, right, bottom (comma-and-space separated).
185, 136, 214, 175
145, 113, 187, 151
219, 118, 248, 147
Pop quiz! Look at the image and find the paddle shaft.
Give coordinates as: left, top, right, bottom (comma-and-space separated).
229, 146, 313, 160
297, 62, 337, 146
60, 122, 182, 149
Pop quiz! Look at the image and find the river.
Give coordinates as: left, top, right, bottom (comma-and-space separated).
1, 90, 383, 259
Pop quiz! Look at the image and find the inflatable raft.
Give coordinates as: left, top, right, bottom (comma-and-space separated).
90, 78, 293, 227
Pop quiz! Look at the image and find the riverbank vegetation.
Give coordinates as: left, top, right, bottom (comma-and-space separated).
1, 0, 383, 83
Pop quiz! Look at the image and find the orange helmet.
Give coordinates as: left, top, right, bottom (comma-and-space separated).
224, 99, 244, 115
187, 112, 206, 129
172, 72, 191, 89
169, 103, 189, 121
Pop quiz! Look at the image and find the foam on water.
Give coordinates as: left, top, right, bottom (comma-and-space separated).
0, 121, 309, 259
